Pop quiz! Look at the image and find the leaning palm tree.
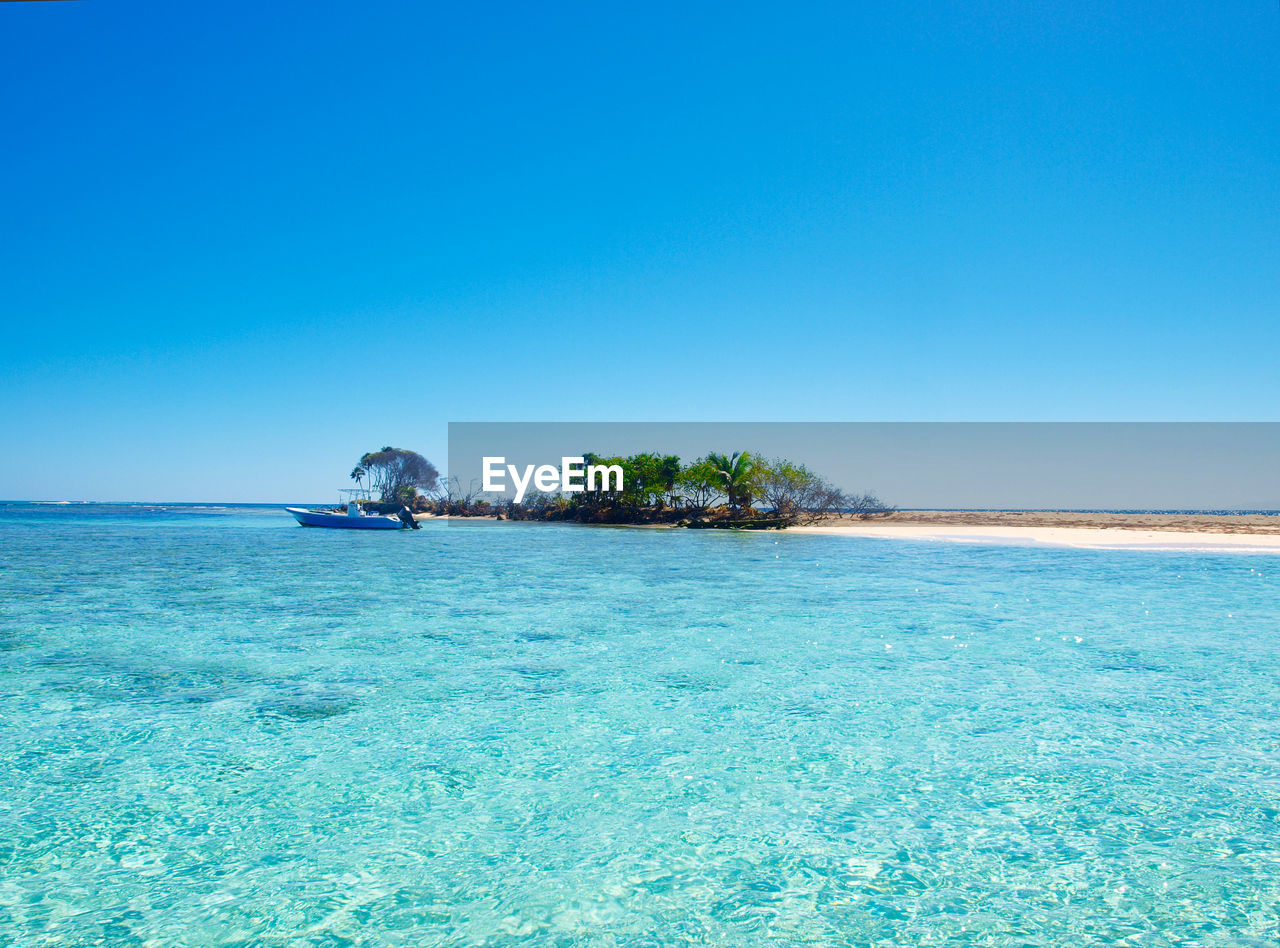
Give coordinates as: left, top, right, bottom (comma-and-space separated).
350, 465, 367, 499
705, 451, 756, 516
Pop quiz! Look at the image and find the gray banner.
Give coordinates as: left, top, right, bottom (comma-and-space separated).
446, 422, 1280, 511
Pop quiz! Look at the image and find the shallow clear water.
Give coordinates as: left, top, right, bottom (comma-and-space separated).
2, 504, 1279, 946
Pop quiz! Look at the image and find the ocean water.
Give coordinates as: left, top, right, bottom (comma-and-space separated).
2, 505, 1279, 947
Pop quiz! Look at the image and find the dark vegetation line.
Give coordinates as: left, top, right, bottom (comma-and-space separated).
348, 448, 895, 529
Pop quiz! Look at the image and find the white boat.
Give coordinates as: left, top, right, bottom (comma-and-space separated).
286, 503, 406, 530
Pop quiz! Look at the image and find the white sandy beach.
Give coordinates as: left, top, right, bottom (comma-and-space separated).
789, 522, 1280, 552
421, 509, 1280, 551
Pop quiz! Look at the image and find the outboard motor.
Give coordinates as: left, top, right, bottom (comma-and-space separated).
397, 505, 420, 529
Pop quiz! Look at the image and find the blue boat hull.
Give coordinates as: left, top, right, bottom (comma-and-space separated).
285, 507, 405, 530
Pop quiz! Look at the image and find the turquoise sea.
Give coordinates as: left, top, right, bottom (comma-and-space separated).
2, 504, 1279, 946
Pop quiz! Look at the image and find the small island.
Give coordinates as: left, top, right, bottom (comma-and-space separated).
349, 447, 894, 529
341, 447, 1280, 548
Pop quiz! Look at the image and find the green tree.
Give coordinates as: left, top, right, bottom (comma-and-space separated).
676, 457, 723, 510
705, 451, 758, 515
658, 455, 682, 507
623, 453, 682, 508
578, 452, 629, 509
755, 457, 838, 523
357, 447, 440, 502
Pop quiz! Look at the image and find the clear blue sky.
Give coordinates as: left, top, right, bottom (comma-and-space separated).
1, 1, 1277, 501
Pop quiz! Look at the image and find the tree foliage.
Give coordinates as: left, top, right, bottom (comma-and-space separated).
756, 458, 846, 524
705, 451, 759, 514
426, 447, 891, 525
844, 491, 896, 519
676, 458, 723, 511
357, 446, 440, 502
349, 465, 368, 495
623, 453, 682, 508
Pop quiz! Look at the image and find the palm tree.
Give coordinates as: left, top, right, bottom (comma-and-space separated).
350, 465, 367, 499
706, 451, 756, 516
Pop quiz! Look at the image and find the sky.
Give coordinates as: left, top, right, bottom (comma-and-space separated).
1, 1, 1277, 502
